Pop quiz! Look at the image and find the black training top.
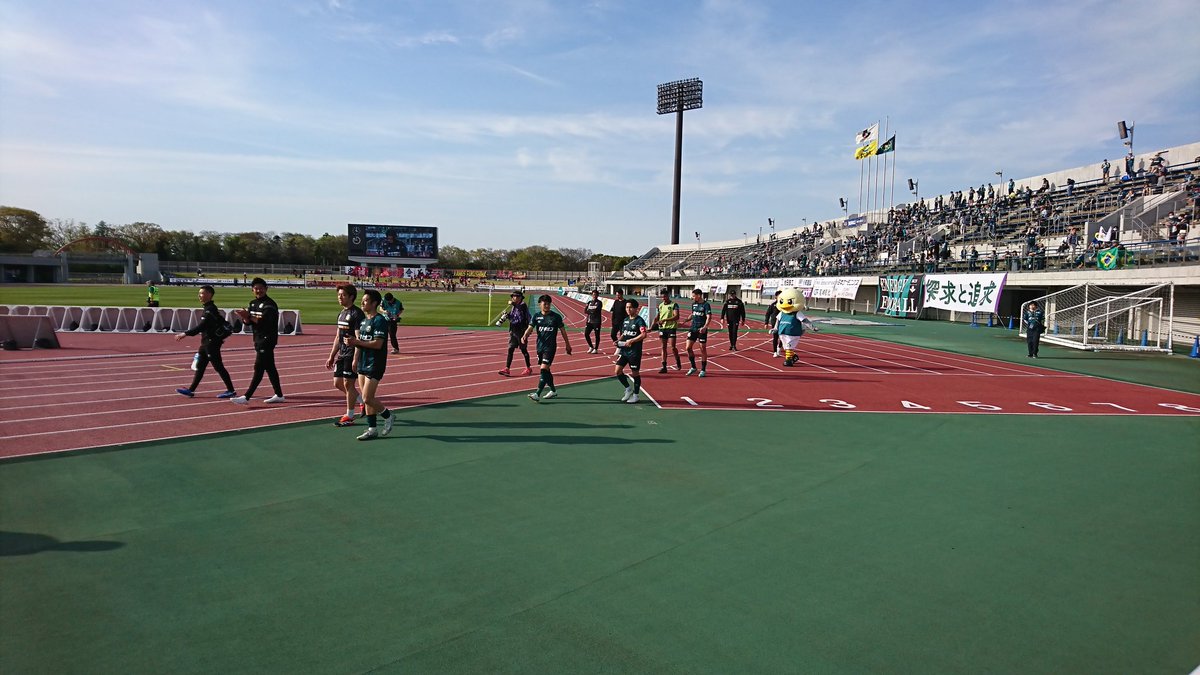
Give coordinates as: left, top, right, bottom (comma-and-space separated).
336, 305, 366, 359
722, 298, 746, 324
185, 300, 226, 346
248, 295, 280, 343
584, 298, 604, 326
611, 297, 628, 326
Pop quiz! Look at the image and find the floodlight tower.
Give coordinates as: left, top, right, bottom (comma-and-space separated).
657, 77, 703, 245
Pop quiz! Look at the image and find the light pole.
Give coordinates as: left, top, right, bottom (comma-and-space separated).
695, 231, 701, 251
908, 178, 919, 203
657, 78, 704, 245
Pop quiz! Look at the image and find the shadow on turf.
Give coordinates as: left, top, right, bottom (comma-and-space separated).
0, 531, 125, 556
411, 434, 671, 446
398, 419, 633, 429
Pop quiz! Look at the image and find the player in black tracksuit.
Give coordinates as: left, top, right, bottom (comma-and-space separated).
609, 290, 628, 346
764, 290, 782, 357
721, 292, 747, 351
234, 278, 284, 403
175, 284, 235, 397
583, 290, 604, 353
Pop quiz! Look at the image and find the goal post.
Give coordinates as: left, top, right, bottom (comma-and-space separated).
1020, 283, 1174, 353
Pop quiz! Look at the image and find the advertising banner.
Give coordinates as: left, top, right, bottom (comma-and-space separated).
922, 272, 1007, 313
877, 274, 923, 318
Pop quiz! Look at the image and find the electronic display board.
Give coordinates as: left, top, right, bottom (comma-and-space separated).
347, 224, 438, 259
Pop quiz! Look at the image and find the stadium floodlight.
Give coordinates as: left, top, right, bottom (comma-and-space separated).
657, 77, 703, 245
908, 178, 919, 201
1117, 120, 1134, 153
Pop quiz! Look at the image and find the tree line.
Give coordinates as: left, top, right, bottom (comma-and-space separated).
0, 206, 636, 272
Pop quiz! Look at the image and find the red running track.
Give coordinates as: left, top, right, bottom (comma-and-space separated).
2, 297, 1197, 459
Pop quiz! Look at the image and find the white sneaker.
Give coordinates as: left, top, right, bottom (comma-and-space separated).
357, 428, 378, 441
527, 392, 540, 402
264, 395, 285, 404
542, 390, 557, 400
231, 395, 249, 405
686, 368, 696, 376
772, 351, 780, 357
620, 386, 633, 402
626, 393, 639, 404
381, 412, 394, 437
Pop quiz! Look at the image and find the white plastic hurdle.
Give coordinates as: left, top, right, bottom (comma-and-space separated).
1, 305, 302, 335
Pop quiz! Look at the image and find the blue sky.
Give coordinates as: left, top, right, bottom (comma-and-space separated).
2, 0, 1197, 255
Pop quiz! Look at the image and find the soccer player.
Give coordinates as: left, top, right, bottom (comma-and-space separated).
174, 284, 236, 399
650, 288, 681, 374
764, 290, 782, 357
609, 289, 627, 350
720, 291, 747, 351
346, 289, 395, 440
232, 278, 285, 404
325, 283, 365, 427
498, 291, 532, 376
381, 292, 404, 354
522, 295, 573, 401
614, 298, 649, 403
685, 288, 712, 377
583, 289, 604, 353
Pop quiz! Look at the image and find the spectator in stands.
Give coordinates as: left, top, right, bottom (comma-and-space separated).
969, 246, 979, 271
1102, 158, 1111, 183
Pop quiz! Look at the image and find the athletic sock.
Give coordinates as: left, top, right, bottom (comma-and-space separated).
616, 373, 629, 387
367, 414, 377, 427
701, 360, 707, 371
544, 371, 555, 390
632, 375, 641, 391
537, 371, 547, 394
676, 356, 682, 368
689, 356, 696, 368
381, 409, 391, 419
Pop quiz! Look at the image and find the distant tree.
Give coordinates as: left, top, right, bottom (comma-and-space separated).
118, 222, 167, 254
46, 218, 91, 251
0, 206, 51, 253
436, 245, 470, 269
313, 233, 348, 267
588, 253, 637, 271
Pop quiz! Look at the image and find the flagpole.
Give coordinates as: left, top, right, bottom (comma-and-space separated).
858, 148, 865, 216
878, 115, 888, 220
889, 132, 897, 217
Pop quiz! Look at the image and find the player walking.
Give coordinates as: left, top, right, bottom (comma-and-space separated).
609, 289, 627, 353
685, 288, 712, 377
232, 278, 285, 404
764, 290, 782, 357
523, 295, 573, 401
325, 284, 365, 427
720, 291, 746, 351
346, 289, 395, 440
614, 298, 648, 403
497, 291, 532, 376
174, 284, 236, 399
583, 289, 604, 354
650, 288, 681, 374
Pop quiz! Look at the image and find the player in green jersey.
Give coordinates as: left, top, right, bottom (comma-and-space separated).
522, 295, 573, 401
615, 298, 649, 404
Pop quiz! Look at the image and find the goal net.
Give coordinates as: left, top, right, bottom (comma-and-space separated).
1020, 283, 1174, 353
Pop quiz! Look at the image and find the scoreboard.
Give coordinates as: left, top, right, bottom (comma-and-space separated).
347, 224, 438, 260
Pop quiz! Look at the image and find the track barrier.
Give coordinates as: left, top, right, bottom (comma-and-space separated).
0, 305, 302, 335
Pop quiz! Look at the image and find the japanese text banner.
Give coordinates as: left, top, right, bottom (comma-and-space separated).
922, 273, 1007, 313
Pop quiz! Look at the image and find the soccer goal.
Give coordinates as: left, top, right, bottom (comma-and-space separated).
1020, 283, 1175, 353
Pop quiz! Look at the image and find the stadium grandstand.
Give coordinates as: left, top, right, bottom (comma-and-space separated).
612, 141, 1200, 344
